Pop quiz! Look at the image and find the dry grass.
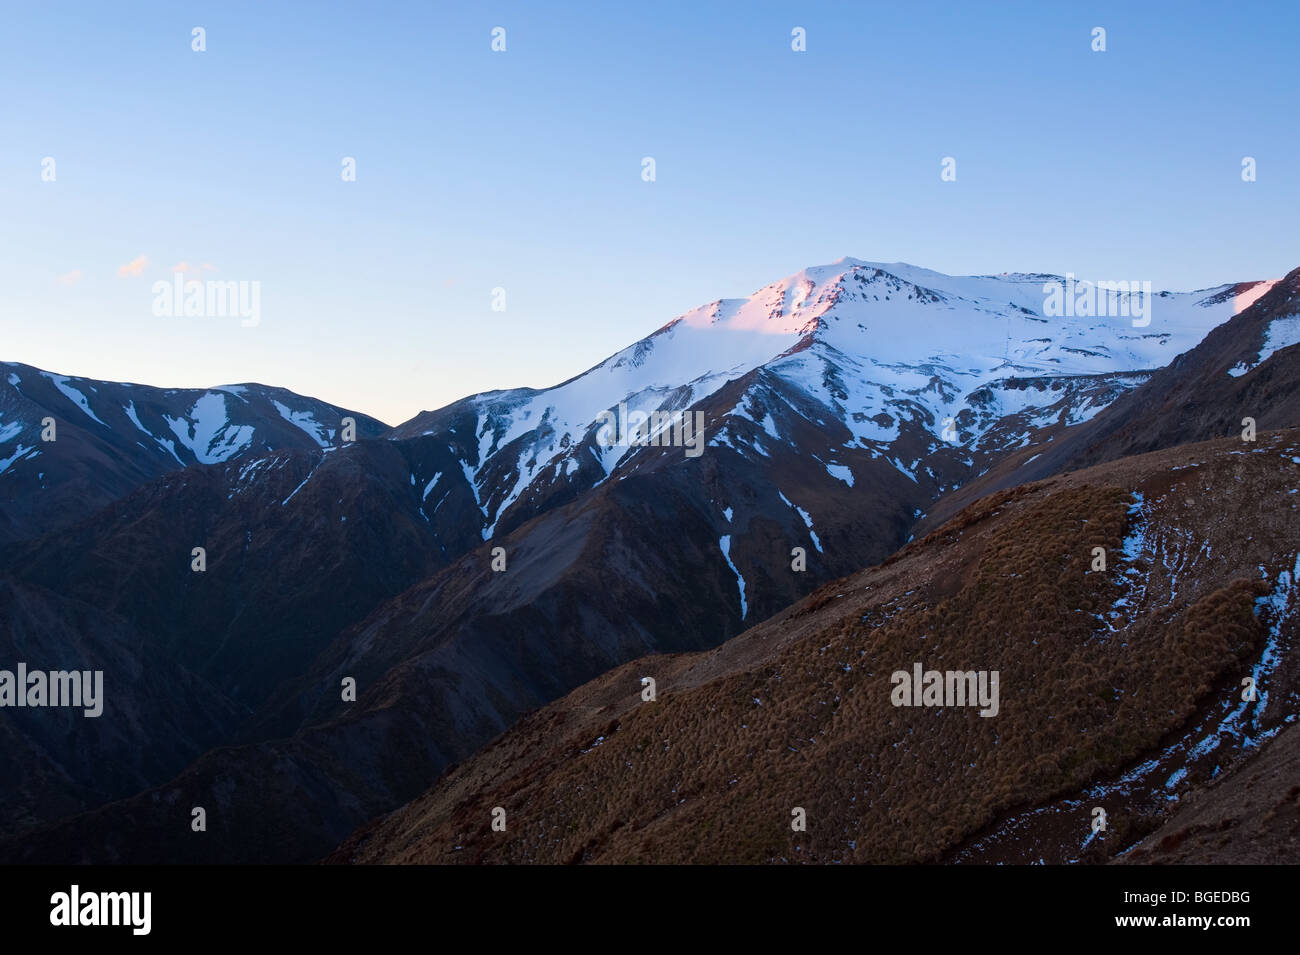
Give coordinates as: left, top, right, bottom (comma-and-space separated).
338, 463, 1274, 864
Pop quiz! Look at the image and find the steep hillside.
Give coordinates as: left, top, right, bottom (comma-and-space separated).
0, 439, 450, 832
0, 578, 243, 833
1115, 719, 1300, 864
329, 431, 1300, 864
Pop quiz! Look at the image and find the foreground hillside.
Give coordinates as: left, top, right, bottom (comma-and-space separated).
1117, 719, 1300, 864
332, 430, 1300, 864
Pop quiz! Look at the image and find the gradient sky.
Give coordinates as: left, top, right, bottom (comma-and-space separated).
2, 0, 1296, 425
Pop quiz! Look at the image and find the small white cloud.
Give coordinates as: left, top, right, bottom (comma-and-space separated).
117, 254, 149, 278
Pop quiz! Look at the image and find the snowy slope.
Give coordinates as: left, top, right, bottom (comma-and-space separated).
1226, 279, 1300, 376
1, 260, 1261, 548
391, 259, 1256, 538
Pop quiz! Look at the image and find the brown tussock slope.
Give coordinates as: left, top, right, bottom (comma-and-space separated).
331, 430, 1300, 865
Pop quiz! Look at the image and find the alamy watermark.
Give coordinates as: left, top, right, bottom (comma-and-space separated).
890, 662, 999, 717
594, 402, 705, 458
1043, 274, 1152, 327
0, 664, 103, 717
50, 885, 150, 935
152, 272, 261, 327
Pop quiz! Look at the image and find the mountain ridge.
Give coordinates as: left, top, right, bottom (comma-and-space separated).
0, 257, 1287, 863
0, 362, 389, 544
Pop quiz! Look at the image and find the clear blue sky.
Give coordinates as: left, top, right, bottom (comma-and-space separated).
2, 0, 1296, 425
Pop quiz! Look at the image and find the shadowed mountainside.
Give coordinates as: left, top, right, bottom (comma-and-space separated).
330, 431, 1300, 864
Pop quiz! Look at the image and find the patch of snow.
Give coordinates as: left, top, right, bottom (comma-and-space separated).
0, 443, 38, 475
42, 373, 108, 426
123, 401, 149, 434
282, 459, 323, 506
272, 399, 331, 447
826, 463, 855, 486
165, 393, 254, 463
154, 436, 185, 465
719, 535, 748, 619
1227, 309, 1300, 377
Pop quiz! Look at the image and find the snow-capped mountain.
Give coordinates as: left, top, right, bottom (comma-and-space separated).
0, 363, 388, 542
0, 258, 1283, 864
392, 259, 1262, 542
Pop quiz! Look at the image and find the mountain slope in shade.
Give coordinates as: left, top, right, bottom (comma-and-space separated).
0, 417, 928, 860
0, 362, 389, 543
328, 430, 1300, 865
0, 579, 243, 833
0, 437, 462, 833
